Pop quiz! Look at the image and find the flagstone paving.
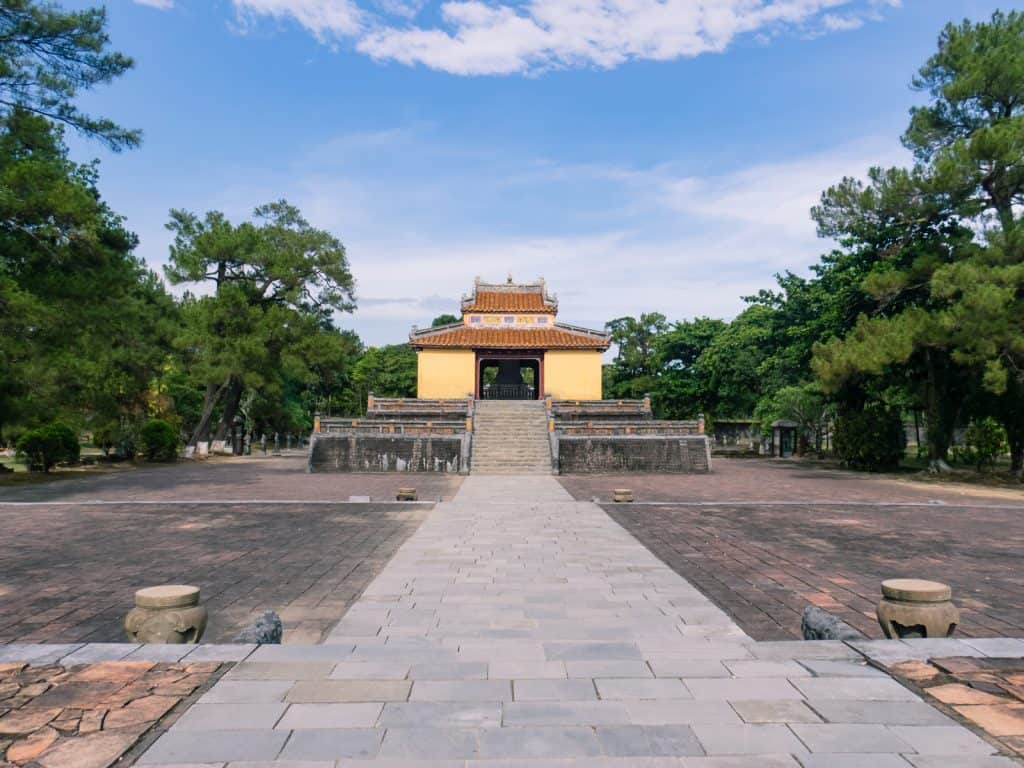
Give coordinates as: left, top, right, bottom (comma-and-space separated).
0, 501, 430, 644
133, 475, 1021, 766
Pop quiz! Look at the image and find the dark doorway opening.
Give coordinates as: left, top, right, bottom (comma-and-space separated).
478, 356, 542, 400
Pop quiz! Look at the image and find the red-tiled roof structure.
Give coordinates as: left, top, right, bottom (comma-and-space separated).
460, 278, 558, 314
410, 324, 610, 350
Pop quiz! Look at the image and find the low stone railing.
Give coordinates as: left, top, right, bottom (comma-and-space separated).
366, 395, 472, 420
319, 418, 467, 436
549, 398, 653, 421
554, 420, 701, 436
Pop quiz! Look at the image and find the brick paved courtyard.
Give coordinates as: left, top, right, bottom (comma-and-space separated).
560, 460, 1024, 641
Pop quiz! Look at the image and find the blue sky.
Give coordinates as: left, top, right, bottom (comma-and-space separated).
67, 0, 1003, 345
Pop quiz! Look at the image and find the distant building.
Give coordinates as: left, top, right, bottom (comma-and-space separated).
409, 277, 610, 400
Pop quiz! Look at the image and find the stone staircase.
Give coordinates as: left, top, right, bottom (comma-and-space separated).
471, 400, 552, 474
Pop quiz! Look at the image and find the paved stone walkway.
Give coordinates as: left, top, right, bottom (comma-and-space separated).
136, 476, 1016, 766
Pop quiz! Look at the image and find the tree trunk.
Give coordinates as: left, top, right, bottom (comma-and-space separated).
212, 378, 244, 445
188, 379, 229, 448
924, 350, 955, 473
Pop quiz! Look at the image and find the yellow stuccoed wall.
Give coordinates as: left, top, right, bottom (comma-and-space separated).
417, 349, 476, 398
544, 350, 603, 400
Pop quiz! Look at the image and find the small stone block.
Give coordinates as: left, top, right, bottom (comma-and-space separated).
396, 488, 417, 501
612, 489, 634, 503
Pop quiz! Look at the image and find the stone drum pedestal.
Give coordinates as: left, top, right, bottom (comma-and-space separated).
876, 578, 959, 639
125, 585, 208, 644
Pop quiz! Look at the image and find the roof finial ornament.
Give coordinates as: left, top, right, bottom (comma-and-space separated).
506, 273, 513, 284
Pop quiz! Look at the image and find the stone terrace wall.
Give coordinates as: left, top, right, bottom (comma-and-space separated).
550, 399, 652, 421
309, 433, 464, 473
557, 435, 711, 473
366, 397, 472, 421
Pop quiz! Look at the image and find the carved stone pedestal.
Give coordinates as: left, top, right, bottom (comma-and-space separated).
125, 585, 208, 644
876, 578, 959, 639
397, 487, 417, 501
612, 489, 634, 503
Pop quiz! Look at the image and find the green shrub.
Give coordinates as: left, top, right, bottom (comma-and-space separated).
16, 423, 80, 472
140, 419, 179, 462
833, 405, 906, 471
959, 417, 1007, 471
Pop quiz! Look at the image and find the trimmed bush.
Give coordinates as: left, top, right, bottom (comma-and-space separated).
140, 419, 179, 462
16, 423, 80, 472
960, 417, 1007, 471
834, 405, 906, 471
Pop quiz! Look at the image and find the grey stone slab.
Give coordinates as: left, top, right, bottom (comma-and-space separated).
278, 728, 383, 760
138, 730, 289, 763
796, 756, 911, 768
807, 699, 953, 725
645, 644, 753, 661
247, 644, 353, 662
596, 678, 693, 700
957, 637, 1024, 657
679, 758, 801, 767
490, 661, 567, 679
513, 679, 597, 700
724, 661, 810, 678
0, 643, 83, 664
226, 662, 336, 680
627, 700, 743, 726
410, 662, 488, 680
649, 660, 730, 678
329, 661, 410, 680
185, 644, 257, 662
172, 703, 288, 731
789, 723, 914, 753
60, 643, 140, 664
903, 757, 1023, 767
730, 700, 822, 724
544, 642, 643, 661
684, 678, 804, 701
796, 660, 886, 678
565, 660, 653, 678
379, 701, 502, 728
378, 727, 479, 759
276, 703, 383, 728
125, 644, 195, 662
286, 679, 411, 702
747, 642, 862, 661
477, 726, 603, 758
886, 725, 996, 755
792, 678, 919, 702
199, 680, 294, 704
502, 701, 633, 726
411, 679, 512, 701
596, 725, 704, 757
691, 723, 808, 755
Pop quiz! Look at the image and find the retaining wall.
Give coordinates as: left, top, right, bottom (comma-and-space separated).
308, 433, 465, 473
556, 435, 711, 473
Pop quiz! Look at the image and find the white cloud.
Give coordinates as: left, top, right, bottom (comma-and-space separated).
123, 126, 910, 346
226, 0, 899, 75
232, 0, 363, 40
132, 0, 174, 9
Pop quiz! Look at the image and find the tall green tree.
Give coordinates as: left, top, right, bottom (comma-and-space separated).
0, 110, 172, 442
0, 1, 139, 149
349, 344, 418, 413
652, 317, 725, 419
811, 166, 976, 470
164, 201, 356, 448
604, 313, 668, 400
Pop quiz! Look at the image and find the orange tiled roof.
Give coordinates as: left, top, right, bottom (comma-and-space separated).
410, 324, 609, 350
463, 290, 556, 314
